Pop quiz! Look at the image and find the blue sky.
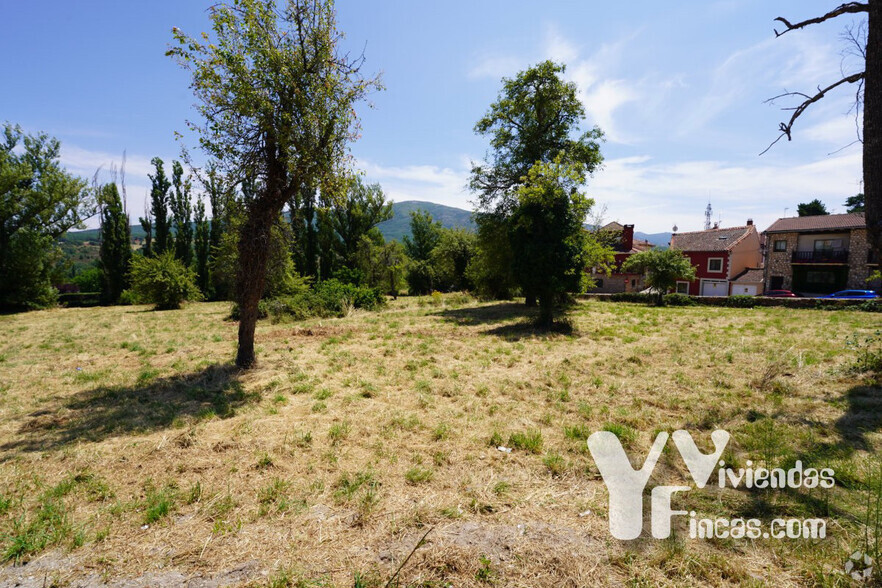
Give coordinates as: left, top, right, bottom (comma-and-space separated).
1, 1, 867, 233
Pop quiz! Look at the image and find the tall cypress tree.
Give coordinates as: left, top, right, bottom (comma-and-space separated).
194, 196, 211, 296
148, 157, 172, 256
170, 161, 193, 266
204, 163, 227, 255
98, 183, 132, 304
138, 212, 153, 258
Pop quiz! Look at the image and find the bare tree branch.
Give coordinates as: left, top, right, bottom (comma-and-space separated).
760, 72, 865, 155
774, 2, 868, 37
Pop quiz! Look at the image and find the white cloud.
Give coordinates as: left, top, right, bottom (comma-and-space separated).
679, 33, 844, 138
579, 79, 638, 141
590, 151, 862, 233
543, 24, 579, 64
358, 159, 473, 210
803, 114, 862, 147
60, 145, 180, 228
468, 27, 640, 143
60, 145, 155, 181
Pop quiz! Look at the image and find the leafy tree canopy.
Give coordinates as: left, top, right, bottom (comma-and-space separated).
797, 198, 829, 216
0, 124, 94, 309
470, 60, 604, 215
621, 248, 697, 305
168, 0, 379, 368
845, 193, 865, 213
509, 158, 604, 325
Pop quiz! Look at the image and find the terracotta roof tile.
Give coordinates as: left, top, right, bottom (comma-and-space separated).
732, 268, 764, 283
670, 225, 756, 252
764, 213, 865, 233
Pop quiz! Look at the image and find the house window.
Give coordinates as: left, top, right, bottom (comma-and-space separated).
708, 258, 724, 273
773, 240, 787, 252
814, 239, 843, 251
595, 279, 604, 288
676, 281, 689, 294
806, 271, 836, 285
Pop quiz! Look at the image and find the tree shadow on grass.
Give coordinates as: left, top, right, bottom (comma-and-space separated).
834, 382, 882, 452
434, 302, 536, 326
1, 363, 256, 456
434, 302, 577, 340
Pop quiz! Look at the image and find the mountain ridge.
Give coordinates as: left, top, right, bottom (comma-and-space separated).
62, 200, 671, 246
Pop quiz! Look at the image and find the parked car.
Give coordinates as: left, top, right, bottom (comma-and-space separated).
763, 289, 799, 297
822, 290, 879, 299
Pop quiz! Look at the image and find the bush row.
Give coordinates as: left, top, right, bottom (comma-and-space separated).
585, 292, 882, 312
230, 279, 385, 322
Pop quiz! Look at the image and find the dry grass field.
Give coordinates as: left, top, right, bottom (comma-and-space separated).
0, 295, 880, 587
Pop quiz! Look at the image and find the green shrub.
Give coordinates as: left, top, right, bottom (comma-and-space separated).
860, 300, 882, 313
723, 295, 756, 308
118, 289, 140, 305
662, 293, 695, 306
847, 330, 882, 374
128, 252, 202, 310
508, 429, 543, 453
314, 278, 384, 313
71, 266, 103, 293
406, 260, 436, 296
602, 423, 637, 447
229, 279, 384, 322
608, 292, 652, 303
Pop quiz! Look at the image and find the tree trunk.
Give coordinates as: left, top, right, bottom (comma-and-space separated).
304, 195, 318, 280
537, 290, 554, 328
525, 292, 537, 307
866, 1, 881, 261
235, 204, 275, 369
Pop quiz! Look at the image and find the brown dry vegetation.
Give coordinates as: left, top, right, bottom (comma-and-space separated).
0, 295, 880, 587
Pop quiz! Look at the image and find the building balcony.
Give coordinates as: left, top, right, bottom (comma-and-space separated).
791, 249, 849, 264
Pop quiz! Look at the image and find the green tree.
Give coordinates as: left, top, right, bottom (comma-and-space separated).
194, 196, 211, 296
470, 60, 604, 212
403, 210, 442, 294
129, 251, 202, 310
202, 163, 233, 299
355, 232, 408, 297
203, 162, 229, 255
466, 214, 517, 299
72, 266, 102, 293
845, 193, 865, 213
170, 161, 194, 266
97, 182, 132, 304
431, 228, 477, 292
469, 60, 604, 306
211, 204, 302, 302
138, 213, 152, 258
509, 158, 597, 326
289, 184, 320, 279
621, 248, 697, 306
797, 198, 829, 216
0, 124, 94, 309
403, 210, 442, 261
320, 176, 392, 271
169, 0, 378, 368
145, 157, 172, 256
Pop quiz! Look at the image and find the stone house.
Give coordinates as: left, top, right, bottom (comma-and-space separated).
762, 213, 880, 295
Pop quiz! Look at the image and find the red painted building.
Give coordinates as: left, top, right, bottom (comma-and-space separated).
669, 222, 763, 296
